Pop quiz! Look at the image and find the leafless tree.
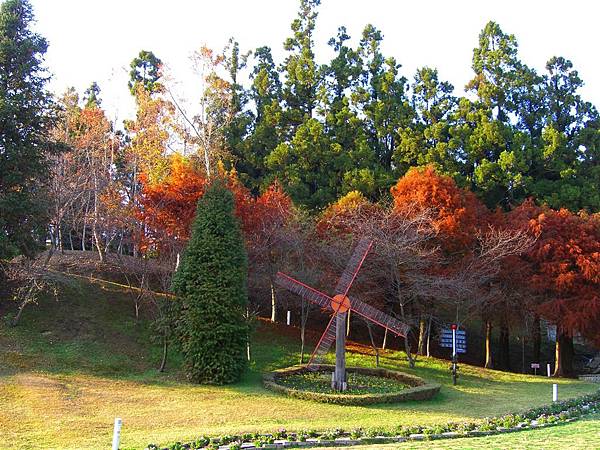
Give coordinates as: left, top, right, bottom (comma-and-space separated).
4, 258, 65, 326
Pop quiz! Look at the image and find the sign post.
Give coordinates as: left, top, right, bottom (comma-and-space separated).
439, 324, 466, 386
451, 324, 458, 386
531, 362, 540, 376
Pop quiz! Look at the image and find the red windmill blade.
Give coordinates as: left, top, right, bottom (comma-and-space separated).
275, 239, 410, 389
306, 313, 338, 371
334, 238, 373, 298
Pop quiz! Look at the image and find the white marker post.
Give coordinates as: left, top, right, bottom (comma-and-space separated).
451, 324, 458, 385
547, 363, 552, 377
553, 383, 558, 402
287, 310, 291, 326
112, 418, 122, 450
452, 326, 456, 359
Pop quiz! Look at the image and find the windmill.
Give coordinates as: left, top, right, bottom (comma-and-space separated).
275, 238, 410, 391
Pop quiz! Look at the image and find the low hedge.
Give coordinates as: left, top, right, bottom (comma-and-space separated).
262, 365, 441, 405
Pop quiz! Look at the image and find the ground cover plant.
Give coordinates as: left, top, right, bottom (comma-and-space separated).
277, 370, 408, 395
0, 275, 597, 449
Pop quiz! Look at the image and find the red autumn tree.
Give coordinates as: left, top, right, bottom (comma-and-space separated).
137, 157, 262, 253
390, 166, 488, 254
391, 166, 489, 356
137, 154, 207, 253
245, 180, 294, 321
520, 205, 600, 376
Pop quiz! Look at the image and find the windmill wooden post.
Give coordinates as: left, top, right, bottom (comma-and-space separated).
276, 238, 410, 391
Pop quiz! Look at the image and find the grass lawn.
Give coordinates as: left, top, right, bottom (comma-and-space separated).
0, 275, 597, 449
313, 413, 600, 449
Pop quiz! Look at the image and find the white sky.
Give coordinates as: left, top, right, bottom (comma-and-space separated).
31, 0, 600, 125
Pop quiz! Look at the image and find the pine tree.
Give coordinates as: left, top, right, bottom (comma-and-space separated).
171, 180, 249, 384
0, 0, 54, 260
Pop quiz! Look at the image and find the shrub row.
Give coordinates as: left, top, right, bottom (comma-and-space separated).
262, 365, 441, 405
147, 389, 600, 450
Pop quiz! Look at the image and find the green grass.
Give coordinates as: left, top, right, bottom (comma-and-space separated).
313, 413, 600, 449
0, 274, 597, 449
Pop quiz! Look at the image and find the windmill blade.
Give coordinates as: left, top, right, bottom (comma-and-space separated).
349, 295, 410, 337
334, 238, 373, 297
307, 313, 340, 370
275, 272, 332, 310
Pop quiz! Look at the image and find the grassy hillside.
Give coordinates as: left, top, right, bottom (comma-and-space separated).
0, 274, 597, 449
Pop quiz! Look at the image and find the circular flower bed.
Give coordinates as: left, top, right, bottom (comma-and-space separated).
263, 365, 440, 405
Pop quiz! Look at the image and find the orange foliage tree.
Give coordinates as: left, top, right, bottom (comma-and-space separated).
391, 165, 487, 254
245, 180, 293, 321
137, 156, 294, 274
137, 155, 207, 254
390, 166, 490, 355
517, 205, 600, 376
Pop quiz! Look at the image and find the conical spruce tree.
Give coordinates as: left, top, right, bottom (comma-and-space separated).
171, 180, 249, 384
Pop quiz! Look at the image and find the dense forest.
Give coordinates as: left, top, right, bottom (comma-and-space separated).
1, 0, 598, 379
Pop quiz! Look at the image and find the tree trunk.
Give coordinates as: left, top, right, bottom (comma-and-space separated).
366, 322, 380, 367
69, 229, 74, 251
426, 316, 432, 357
499, 324, 510, 371
158, 335, 168, 372
382, 328, 388, 350
12, 300, 28, 326
270, 280, 276, 322
417, 316, 427, 356
484, 321, 493, 369
300, 324, 305, 364
82, 221, 87, 251
532, 315, 541, 364
554, 332, 574, 377
58, 225, 63, 253
404, 332, 415, 368
93, 226, 104, 262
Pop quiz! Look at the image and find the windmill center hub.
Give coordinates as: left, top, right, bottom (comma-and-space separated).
331, 294, 351, 313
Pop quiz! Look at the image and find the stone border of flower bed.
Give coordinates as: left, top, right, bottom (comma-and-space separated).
147, 389, 600, 450
262, 365, 441, 405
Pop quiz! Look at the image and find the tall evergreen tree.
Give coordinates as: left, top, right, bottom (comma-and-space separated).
395, 67, 459, 176
128, 50, 163, 95
320, 27, 386, 198
171, 180, 249, 384
281, 0, 320, 138
354, 24, 414, 172
237, 46, 285, 192
83, 81, 101, 108
0, 0, 54, 260
530, 56, 600, 211
453, 22, 532, 208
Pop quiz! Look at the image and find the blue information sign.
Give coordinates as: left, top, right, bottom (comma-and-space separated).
439, 328, 467, 353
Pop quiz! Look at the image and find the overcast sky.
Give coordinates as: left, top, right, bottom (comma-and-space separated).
30, 0, 600, 124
